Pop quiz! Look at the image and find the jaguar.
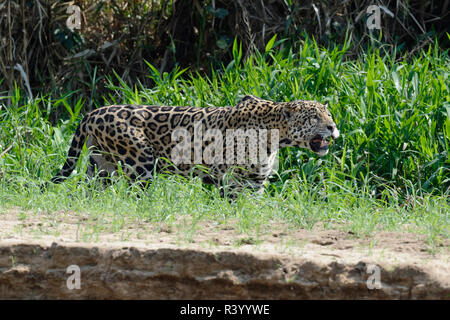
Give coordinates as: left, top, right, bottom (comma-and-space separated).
51, 95, 339, 195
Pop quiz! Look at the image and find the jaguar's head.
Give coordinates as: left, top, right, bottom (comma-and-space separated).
281, 100, 340, 156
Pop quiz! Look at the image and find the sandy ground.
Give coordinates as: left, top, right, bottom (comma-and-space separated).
1, 207, 448, 260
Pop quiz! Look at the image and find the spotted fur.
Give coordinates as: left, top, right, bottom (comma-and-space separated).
51, 95, 339, 194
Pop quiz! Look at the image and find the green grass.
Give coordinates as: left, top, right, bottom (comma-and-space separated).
0, 37, 449, 246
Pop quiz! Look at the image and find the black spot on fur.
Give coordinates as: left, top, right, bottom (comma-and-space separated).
125, 157, 136, 166
105, 137, 114, 146
77, 138, 84, 149
174, 106, 190, 112
68, 149, 77, 157
181, 115, 191, 126
148, 122, 157, 131
118, 110, 131, 119
137, 110, 150, 119
157, 125, 169, 135
144, 164, 154, 171
108, 107, 120, 112
170, 114, 182, 127
105, 114, 114, 122
117, 145, 127, 155
154, 113, 169, 122
130, 116, 141, 127
143, 148, 153, 155
162, 134, 171, 145
136, 166, 145, 175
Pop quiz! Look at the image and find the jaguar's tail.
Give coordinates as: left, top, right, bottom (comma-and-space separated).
51, 116, 88, 184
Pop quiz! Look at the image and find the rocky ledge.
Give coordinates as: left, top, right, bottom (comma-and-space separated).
0, 240, 448, 299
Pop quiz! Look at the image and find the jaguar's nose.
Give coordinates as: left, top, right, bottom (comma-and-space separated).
327, 124, 339, 139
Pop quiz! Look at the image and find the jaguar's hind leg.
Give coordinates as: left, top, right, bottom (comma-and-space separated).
90, 132, 157, 184
84, 136, 118, 187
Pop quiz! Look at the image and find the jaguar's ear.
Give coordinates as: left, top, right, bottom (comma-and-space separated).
239, 95, 269, 104
239, 95, 257, 103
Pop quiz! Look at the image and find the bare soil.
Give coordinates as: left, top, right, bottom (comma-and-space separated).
0, 208, 448, 299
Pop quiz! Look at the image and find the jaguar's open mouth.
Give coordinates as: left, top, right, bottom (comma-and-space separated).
309, 135, 332, 153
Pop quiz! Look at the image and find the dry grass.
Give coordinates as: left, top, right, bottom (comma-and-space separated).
0, 0, 448, 106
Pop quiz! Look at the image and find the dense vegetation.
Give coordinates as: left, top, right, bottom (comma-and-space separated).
0, 36, 448, 246
1, 0, 448, 98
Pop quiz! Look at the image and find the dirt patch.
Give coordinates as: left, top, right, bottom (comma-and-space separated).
0, 208, 448, 299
